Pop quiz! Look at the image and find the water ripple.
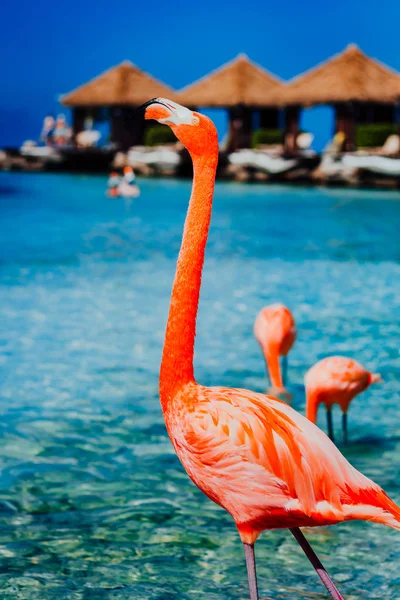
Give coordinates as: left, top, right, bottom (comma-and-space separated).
0, 173, 400, 598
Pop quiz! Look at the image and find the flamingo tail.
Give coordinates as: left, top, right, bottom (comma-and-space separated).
345, 486, 400, 530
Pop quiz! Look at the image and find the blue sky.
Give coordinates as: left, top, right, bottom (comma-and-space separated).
2, 0, 400, 149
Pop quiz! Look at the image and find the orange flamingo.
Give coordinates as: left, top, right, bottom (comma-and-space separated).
139, 98, 400, 600
305, 356, 381, 444
254, 304, 296, 397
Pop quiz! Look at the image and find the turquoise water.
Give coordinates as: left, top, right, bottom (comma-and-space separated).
1, 172, 400, 599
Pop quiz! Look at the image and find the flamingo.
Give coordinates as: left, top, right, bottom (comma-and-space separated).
254, 304, 296, 397
139, 98, 400, 600
305, 356, 381, 444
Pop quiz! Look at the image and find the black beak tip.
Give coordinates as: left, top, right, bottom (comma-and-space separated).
135, 98, 172, 119
135, 98, 159, 116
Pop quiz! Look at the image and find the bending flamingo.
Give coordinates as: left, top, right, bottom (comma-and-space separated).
305, 356, 381, 444
140, 98, 399, 600
254, 303, 296, 397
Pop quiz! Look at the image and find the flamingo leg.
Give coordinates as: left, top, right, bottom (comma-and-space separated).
342, 413, 348, 445
290, 528, 345, 600
243, 543, 259, 600
282, 355, 288, 386
326, 408, 335, 442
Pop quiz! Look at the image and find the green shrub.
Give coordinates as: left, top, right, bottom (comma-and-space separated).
144, 125, 177, 147
355, 123, 398, 148
252, 129, 283, 148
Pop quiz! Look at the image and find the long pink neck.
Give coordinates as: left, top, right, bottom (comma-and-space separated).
159, 151, 218, 411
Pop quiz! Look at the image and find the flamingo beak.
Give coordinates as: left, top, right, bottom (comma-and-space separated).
136, 98, 173, 122
136, 98, 197, 126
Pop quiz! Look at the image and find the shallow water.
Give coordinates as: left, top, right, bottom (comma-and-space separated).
1, 172, 400, 599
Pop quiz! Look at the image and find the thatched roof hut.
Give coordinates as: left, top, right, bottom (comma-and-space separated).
178, 54, 285, 151
280, 44, 400, 106
178, 53, 283, 108
278, 45, 400, 152
60, 61, 179, 149
61, 60, 179, 106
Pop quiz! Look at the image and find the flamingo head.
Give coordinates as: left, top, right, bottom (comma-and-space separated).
139, 98, 218, 158
368, 372, 382, 385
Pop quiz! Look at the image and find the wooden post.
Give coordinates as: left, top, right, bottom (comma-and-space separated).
227, 110, 237, 152
284, 106, 300, 153
347, 103, 356, 151
335, 103, 355, 152
396, 103, 400, 138
334, 104, 344, 137
241, 107, 252, 148
227, 106, 252, 151
110, 106, 123, 148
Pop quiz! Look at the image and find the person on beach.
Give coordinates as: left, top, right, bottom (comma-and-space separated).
53, 114, 71, 147
40, 115, 55, 146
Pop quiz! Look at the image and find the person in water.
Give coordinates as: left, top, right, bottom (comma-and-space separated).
118, 166, 140, 198
107, 172, 121, 197
123, 166, 135, 182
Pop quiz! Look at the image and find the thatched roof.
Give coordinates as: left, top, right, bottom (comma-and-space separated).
178, 54, 284, 108
279, 44, 400, 106
61, 61, 179, 107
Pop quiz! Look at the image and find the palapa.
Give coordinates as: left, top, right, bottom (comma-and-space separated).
178, 54, 284, 108
279, 44, 400, 107
61, 61, 179, 107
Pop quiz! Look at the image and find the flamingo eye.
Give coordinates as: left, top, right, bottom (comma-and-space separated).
192, 116, 200, 126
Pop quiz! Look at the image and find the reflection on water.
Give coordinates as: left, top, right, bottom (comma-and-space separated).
0, 173, 400, 599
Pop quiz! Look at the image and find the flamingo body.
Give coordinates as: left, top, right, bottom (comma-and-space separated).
167, 381, 399, 545
305, 356, 380, 423
254, 304, 296, 394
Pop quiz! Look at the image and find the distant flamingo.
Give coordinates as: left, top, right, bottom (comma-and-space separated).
140, 98, 399, 600
305, 356, 381, 444
254, 304, 296, 397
